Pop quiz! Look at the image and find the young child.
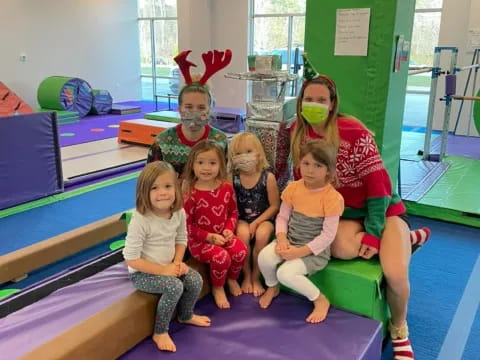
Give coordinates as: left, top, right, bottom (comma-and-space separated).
258, 140, 344, 323
123, 161, 211, 352
183, 140, 248, 309
227, 132, 280, 296
147, 50, 230, 174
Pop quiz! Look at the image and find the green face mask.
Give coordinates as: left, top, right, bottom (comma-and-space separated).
301, 102, 330, 125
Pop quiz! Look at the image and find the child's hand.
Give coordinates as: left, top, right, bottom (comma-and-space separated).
162, 263, 181, 277
208, 233, 227, 246
278, 247, 300, 261
222, 229, 234, 241
275, 239, 290, 254
174, 261, 189, 276
358, 244, 378, 259
248, 221, 259, 238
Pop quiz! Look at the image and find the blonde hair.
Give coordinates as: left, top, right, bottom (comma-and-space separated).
182, 139, 227, 194
228, 132, 270, 173
178, 74, 213, 107
136, 161, 183, 215
300, 139, 339, 186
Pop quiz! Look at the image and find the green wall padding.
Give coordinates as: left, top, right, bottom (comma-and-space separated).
474, 89, 480, 135
305, 0, 415, 185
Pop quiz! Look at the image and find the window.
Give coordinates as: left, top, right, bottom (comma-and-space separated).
403, 1, 443, 130
249, 0, 306, 96
138, 0, 179, 101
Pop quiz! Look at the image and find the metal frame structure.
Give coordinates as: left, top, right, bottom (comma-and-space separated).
421, 46, 480, 162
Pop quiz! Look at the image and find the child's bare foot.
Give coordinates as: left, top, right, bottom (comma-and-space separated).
178, 314, 212, 327
241, 277, 253, 294
227, 279, 242, 296
152, 332, 176, 352
306, 294, 330, 323
259, 286, 279, 308
212, 286, 230, 309
252, 279, 265, 297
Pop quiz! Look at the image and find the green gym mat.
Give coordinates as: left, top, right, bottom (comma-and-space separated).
405, 155, 480, 227
400, 131, 439, 161
144, 110, 181, 123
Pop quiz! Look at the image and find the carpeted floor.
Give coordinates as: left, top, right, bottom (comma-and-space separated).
382, 216, 480, 360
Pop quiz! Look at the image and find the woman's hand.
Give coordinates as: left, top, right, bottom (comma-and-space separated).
358, 244, 378, 259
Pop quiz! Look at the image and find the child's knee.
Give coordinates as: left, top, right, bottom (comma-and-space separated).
211, 249, 231, 268
169, 277, 185, 297
258, 244, 274, 266
184, 268, 203, 289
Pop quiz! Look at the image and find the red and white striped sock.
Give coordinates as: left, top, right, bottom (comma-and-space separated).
392, 338, 415, 359
410, 227, 431, 247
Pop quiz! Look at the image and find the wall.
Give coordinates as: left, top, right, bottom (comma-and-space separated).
0, 0, 141, 108
177, 0, 248, 109
433, 0, 480, 136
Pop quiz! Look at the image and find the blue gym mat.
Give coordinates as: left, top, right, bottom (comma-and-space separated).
0, 178, 136, 256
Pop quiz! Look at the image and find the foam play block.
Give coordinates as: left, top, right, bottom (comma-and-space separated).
144, 110, 181, 123
118, 119, 176, 145
111, 104, 141, 115
307, 258, 389, 332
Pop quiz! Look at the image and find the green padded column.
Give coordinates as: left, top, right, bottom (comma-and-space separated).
305, 0, 415, 185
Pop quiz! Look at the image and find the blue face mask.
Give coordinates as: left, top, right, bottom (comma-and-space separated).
301, 102, 330, 125
181, 110, 209, 131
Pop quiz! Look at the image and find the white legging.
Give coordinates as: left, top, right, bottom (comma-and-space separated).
258, 241, 321, 301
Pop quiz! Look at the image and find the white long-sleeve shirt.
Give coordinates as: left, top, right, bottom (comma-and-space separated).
123, 209, 187, 273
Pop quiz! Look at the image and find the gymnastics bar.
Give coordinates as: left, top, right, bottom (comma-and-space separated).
452, 95, 480, 101
20, 258, 210, 360
0, 212, 126, 284
408, 67, 433, 76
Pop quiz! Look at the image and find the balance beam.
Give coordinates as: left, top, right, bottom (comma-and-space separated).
20, 258, 210, 360
0, 212, 126, 284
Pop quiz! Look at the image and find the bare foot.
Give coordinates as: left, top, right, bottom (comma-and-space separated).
259, 286, 279, 309
252, 279, 265, 297
306, 294, 330, 323
178, 314, 211, 327
227, 279, 242, 296
212, 286, 230, 309
241, 277, 253, 294
152, 332, 176, 352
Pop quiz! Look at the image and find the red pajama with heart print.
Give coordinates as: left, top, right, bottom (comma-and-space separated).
184, 181, 248, 287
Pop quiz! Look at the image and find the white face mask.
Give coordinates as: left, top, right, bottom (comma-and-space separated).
181, 110, 209, 131
232, 153, 258, 172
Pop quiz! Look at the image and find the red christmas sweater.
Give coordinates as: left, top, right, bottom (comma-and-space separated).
184, 181, 238, 247
291, 118, 406, 249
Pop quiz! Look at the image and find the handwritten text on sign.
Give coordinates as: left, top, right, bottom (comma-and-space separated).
335, 8, 371, 56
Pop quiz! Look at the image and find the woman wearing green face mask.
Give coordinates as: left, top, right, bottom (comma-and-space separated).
289, 69, 430, 360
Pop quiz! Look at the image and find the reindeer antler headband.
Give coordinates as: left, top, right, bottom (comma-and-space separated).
174, 49, 232, 100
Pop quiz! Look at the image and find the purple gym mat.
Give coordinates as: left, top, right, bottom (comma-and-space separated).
58, 101, 162, 147
0, 263, 133, 359
431, 134, 480, 160
400, 159, 450, 202
120, 293, 382, 360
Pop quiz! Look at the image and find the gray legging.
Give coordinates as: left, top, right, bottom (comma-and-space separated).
131, 267, 203, 334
